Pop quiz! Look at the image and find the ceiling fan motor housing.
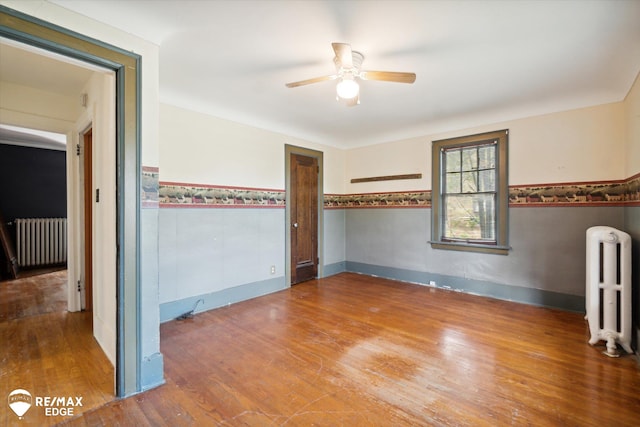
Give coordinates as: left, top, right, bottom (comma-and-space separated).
335, 51, 364, 76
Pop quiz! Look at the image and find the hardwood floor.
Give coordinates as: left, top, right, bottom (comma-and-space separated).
58, 272, 639, 426
0, 268, 67, 322
0, 271, 114, 426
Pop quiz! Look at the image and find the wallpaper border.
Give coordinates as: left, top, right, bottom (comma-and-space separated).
158, 180, 285, 208
143, 169, 640, 209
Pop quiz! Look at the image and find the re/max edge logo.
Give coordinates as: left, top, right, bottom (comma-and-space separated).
8, 389, 83, 419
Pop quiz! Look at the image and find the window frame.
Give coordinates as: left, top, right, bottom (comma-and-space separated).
431, 129, 510, 255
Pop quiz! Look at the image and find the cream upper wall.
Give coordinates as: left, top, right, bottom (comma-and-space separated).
160, 103, 346, 193
346, 102, 627, 194
624, 73, 640, 176
161, 100, 626, 195
1, 0, 160, 166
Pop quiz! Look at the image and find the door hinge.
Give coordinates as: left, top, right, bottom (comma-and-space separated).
316, 257, 319, 265
77, 280, 82, 292
76, 144, 81, 156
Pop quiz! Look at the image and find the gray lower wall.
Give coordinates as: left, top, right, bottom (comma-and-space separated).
159, 208, 287, 307
346, 207, 625, 309
157, 205, 634, 339
324, 209, 346, 276
158, 207, 348, 321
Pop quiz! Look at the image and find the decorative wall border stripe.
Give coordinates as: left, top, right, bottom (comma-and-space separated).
143, 168, 640, 209
158, 181, 285, 208
508, 177, 637, 207
325, 191, 430, 209
328, 174, 640, 209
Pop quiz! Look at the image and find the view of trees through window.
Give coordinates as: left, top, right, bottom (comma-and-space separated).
442, 142, 497, 242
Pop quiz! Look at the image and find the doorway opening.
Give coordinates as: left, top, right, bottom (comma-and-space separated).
1, 6, 142, 397
0, 119, 114, 424
0, 124, 68, 282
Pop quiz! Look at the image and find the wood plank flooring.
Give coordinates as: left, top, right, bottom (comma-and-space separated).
59, 272, 639, 426
0, 271, 114, 426
0, 268, 67, 322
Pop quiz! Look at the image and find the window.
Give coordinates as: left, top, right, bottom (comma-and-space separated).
431, 129, 509, 254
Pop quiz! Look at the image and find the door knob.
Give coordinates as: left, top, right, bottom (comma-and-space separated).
293, 222, 298, 228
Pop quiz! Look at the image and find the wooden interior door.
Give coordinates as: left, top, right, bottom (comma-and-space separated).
83, 129, 93, 312
290, 153, 318, 284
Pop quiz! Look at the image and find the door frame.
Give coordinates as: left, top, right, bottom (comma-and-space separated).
0, 6, 141, 397
82, 127, 93, 312
285, 144, 324, 286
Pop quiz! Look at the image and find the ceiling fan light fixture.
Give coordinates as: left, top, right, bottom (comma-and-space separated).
336, 76, 359, 99
285, 42, 415, 106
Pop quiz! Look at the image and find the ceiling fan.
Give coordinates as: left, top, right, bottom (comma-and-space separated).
285, 42, 416, 106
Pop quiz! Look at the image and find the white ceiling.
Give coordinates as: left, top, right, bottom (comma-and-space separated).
0, 39, 102, 148
10, 1, 640, 148
0, 39, 95, 95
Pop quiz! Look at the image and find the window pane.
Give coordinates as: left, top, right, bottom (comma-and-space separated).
432, 129, 508, 253
443, 194, 496, 241
461, 148, 477, 171
461, 171, 477, 193
478, 169, 495, 192
445, 172, 460, 193
478, 145, 495, 169
445, 150, 461, 172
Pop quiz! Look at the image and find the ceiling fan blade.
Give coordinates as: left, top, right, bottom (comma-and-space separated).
285, 74, 338, 88
360, 71, 416, 84
332, 42, 353, 69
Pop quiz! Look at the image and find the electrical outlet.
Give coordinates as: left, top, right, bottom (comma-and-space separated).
270, 265, 276, 275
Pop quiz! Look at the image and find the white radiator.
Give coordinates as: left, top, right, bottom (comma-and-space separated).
585, 226, 632, 356
15, 218, 68, 267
